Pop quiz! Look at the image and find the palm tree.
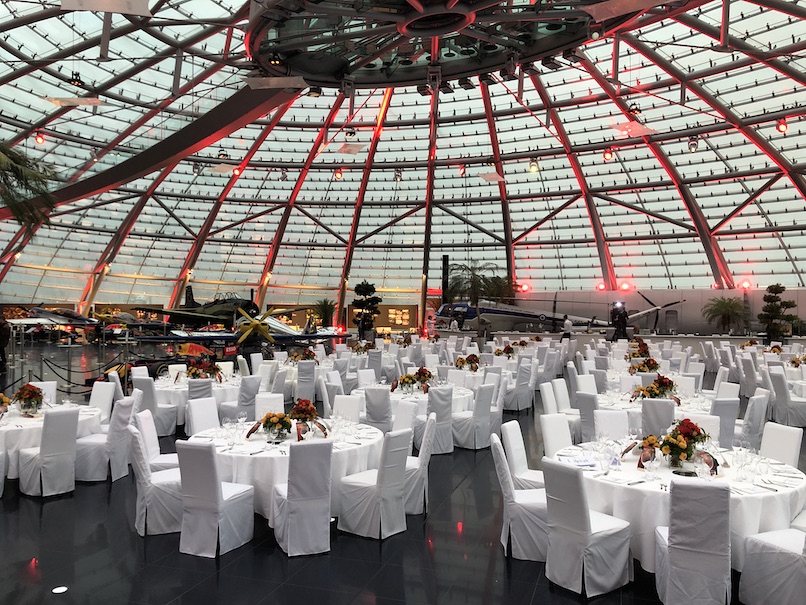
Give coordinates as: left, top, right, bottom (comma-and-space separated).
448, 260, 499, 306
702, 296, 748, 334
0, 141, 55, 234
310, 298, 336, 327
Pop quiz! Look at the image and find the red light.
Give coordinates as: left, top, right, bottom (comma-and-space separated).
458, 164, 465, 176
233, 167, 241, 176
334, 168, 343, 180
519, 283, 529, 292
620, 282, 630, 291
457, 521, 463, 534
34, 132, 45, 145
603, 148, 614, 161
741, 280, 752, 289
596, 283, 606, 291
776, 119, 788, 133
65, 325, 74, 332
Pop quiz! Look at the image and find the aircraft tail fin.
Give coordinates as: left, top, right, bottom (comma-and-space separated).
184, 286, 199, 308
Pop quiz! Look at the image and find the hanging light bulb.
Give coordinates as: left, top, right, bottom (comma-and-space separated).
345, 127, 356, 138
776, 118, 788, 133
34, 131, 45, 145
528, 158, 539, 173
603, 147, 614, 161
334, 168, 343, 180
393, 168, 402, 182
688, 136, 699, 152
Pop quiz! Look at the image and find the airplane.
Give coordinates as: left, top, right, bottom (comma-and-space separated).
433, 294, 684, 333
133, 286, 260, 329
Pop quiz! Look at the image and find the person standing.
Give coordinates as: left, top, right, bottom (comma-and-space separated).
562, 315, 573, 340
0, 316, 10, 372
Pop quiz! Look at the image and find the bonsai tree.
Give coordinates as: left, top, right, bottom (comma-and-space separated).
310, 298, 336, 327
702, 296, 748, 334
757, 283, 798, 342
0, 142, 55, 235
352, 281, 382, 339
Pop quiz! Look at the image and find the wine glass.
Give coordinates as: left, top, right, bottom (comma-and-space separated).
644, 456, 660, 481
237, 410, 247, 434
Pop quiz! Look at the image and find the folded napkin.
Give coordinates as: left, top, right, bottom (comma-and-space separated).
600, 475, 632, 485
558, 455, 597, 468
230, 442, 265, 455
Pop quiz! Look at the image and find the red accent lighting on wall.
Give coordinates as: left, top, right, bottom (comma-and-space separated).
596, 283, 606, 291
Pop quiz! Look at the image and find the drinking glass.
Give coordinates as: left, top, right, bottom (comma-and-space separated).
644, 457, 660, 481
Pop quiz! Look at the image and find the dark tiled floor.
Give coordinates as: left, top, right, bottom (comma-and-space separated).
1, 344, 804, 604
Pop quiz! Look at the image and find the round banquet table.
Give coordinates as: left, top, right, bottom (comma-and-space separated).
352, 385, 475, 415
188, 422, 383, 519
596, 390, 718, 432
153, 377, 240, 427
0, 405, 101, 479
554, 444, 806, 572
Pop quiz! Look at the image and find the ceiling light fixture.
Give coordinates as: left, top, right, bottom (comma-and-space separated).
439, 82, 454, 94
69, 71, 84, 86
628, 103, 642, 116
479, 73, 495, 86
279, 168, 288, 181
562, 49, 582, 63
345, 127, 356, 138
521, 63, 539, 76
528, 158, 539, 173
233, 167, 242, 176
268, 54, 282, 66
603, 147, 614, 161
34, 131, 45, 145
776, 118, 788, 133
334, 168, 343, 180
541, 56, 562, 71
458, 77, 475, 90
218, 149, 229, 160
393, 168, 402, 182
192, 162, 202, 175
688, 136, 699, 152
416, 84, 431, 96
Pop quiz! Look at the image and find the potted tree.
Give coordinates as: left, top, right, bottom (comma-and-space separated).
310, 298, 336, 328
757, 283, 798, 344
701, 296, 748, 335
1, 142, 55, 234
352, 281, 382, 341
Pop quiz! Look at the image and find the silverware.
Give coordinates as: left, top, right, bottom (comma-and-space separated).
627, 479, 646, 486
754, 482, 778, 492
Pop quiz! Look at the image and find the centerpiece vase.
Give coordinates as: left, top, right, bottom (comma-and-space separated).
668, 454, 684, 468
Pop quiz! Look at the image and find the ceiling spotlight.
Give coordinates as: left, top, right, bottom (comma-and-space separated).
628, 103, 642, 116
499, 66, 517, 82
620, 282, 631, 291
479, 72, 495, 86
528, 158, 539, 173
69, 71, 84, 86
334, 168, 343, 180
91, 149, 99, 162
192, 162, 202, 175
393, 168, 402, 182
541, 56, 562, 71
439, 82, 454, 94
218, 149, 229, 160
279, 168, 288, 181
776, 118, 788, 133
688, 136, 699, 152
416, 84, 431, 96
562, 49, 582, 63
596, 283, 606, 291
484, 157, 495, 167
307, 86, 322, 97
603, 147, 614, 161
233, 167, 242, 176
458, 77, 475, 90
345, 127, 356, 138
34, 131, 45, 145
521, 63, 539, 76
268, 54, 282, 66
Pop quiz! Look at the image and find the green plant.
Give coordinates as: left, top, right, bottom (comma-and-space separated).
0, 142, 55, 234
352, 281, 382, 330
757, 283, 798, 340
310, 298, 336, 327
702, 296, 748, 333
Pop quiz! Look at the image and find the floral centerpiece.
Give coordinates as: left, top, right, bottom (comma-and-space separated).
289, 398, 319, 422
290, 348, 317, 363
660, 418, 709, 466
766, 344, 783, 355
414, 367, 433, 385
495, 344, 515, 359
790, 356, 805, 368
398, 373, 417, 392
261, 411, 292, 437
625, 341, 650, 360
465, 353, 480, 372
631, 374, 679, 404
0, 392, 11, 412
531, 335, 542, 342
518, 340, 528, 347
739, 339, 758, 349
13, 383, 43, 416
352, 342, 376, 354
455, 356, 467, 369
628, 358, 660, 375
186, 358, 222, 381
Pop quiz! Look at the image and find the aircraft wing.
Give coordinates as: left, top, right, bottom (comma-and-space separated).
132, 306, 229, 325
7, 318, 57, 326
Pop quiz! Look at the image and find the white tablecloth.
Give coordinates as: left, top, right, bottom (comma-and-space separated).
352, 385, 475, 415
154, 379, 240, 426
554, 445, 806, 572
1, 405, 101, 479
597, 390, 715, 433
189, 422, 383, 518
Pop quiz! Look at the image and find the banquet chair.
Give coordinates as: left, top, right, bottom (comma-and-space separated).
128, 425, 183, 537
271, 440, 333, 556
576, 374, 597, 396
274, 351, 288, 363
576, 392, 599, 443
249, 352, 264, 374
167, 364, 187, 382
701, 366, 729, 400
315, 376, 331, 417
491, 433, 548, 561
255, 393, 284, 420
500, 420, 544, 489
759, 422, 803, 467
218, 361, 234, 381
768, 368, 806, 427
683, 361, 706, 393
187, 397, 220, 434
641, 398, 675, 437
404, 413, 436, 514
620, 374, 640, 393
106, 369, 126, 400
709, 397, 740, 448
541, 457, 631, 597
393, 399, 418, 455
638, 372, 659, 387
593, 410, 629, 441
133, 410, 180, 471
257, 361, 278, 391
447, 368, 466, 388
295, 360, 317, 403
338, 429, 411, 539
357, 368, 377, 388
502, 363, 532, 412
313, 344, 327, 362
413, 385, 453, 454
655, 478, 731, 604
361, 386, 393, 433
740, 356, 761, 399
175, 440, 254, 558
88, 380, 116, 425
75, 395, 134, 482
271, 368, 288, 398
187, 377, 213, 401
739, 529, 806, 604
734, 393, 768, 450
19, 407, 80, 497
333, 358, 358, 394
435, 364, 452, 383
332, 395, 361, 423
540, 382, 580, 443
675, 375, 697, 399
452, 383, 494, 449
367, 349, 383, 381
218, 375, 261, 422
236, 355, 250, 377
131, 376, 178, 437
30, 380, 58, 405
424, 353, 440, 370
685, 413, 720, 445
540, 414, 573, 458
130, 366, 149, 379
566, 362, 580, 406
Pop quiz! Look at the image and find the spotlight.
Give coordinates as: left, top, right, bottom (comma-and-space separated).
192, 162, 202, 175
776, 118, 788, 133
521, 63, 539, 76
334, 168, 343, 180
603, 147, 614, 161
393, 168, 402, 182
69, 71, 84, 86
268, 54, 282, 66
484, 157, 495, 167
279, 168, 288, 181
688, 136, 699, 152
307, 86, 322, 97
233, 167, 242, 176
628, 103, 642, 116
91, 149, 99, 162
218, 149, 229, 160
439, 82, 454, 94
458, 77, 475, 90
562, 49, 582, 63
499, 67, 517, 82
620, 282, 631, 291
596, 283, 606, 291
345, 127, 356, 138
34, 131, 45, 145
541, 56, 562, 71
417, 84, 431, 96
519, 283, 529, 292
528, 158, 539, 173
479, 72, 495, 85
740, 279, 752, 290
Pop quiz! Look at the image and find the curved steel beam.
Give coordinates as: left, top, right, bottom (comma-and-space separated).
419, 87, 441, 329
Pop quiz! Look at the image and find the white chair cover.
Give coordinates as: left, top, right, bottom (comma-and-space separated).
367, 349, 383, 381
218, 361, 234, 380
491, 434, 548, 561
403, 413, 435, 515
271, 368, 288, 396
30, 380, 58, 405
446, 368, 466, 388
500, 420, 544, 489
106, 369, 125, 400
333, 395, 361, 423
576, 392, 599, 443
128, 425, 183, 536
188, 378, 213, 401
686, 413, 720, 445
236, 355, 250, 377
133, 410, 180, 471
249, 352, 264, 374
357, 368, 377, 388
502, 363, 532, 411
641, 398, 675, 437
541, 457, 631, 597
75, 395, 134, 482
315, 375, 331, 418
130, 366, 149, 379
392, 399, 418, 455
413, 385, 453, 454
452, 383, 494, 449
187, 397, 220, 434
540, 414, 573, 458
88, 381, 116, 423
768, 368, 806, 427
18, 407, 80, 496
271, 440, 333, 556
338, 428, 411, 539
131, 376, 177, 436
167, 363, 187, 382
735, 394, 768, 450
539, 382, 558, 414
176, 440, 254, 557
709, 397, 739, 448
255, 393, 284, 419
593, 409, 629, 441
296, 360, 317, 403
219, 375, 262, 422
676, 375, 697, 399
362, 386, 393, 433
760, 422, 803, 467
740, 529, 806, 605
257, 361, 277, 391
654, 478, 730, 605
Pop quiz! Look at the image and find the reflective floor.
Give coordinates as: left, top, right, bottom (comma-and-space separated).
1, 344, 804, 604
